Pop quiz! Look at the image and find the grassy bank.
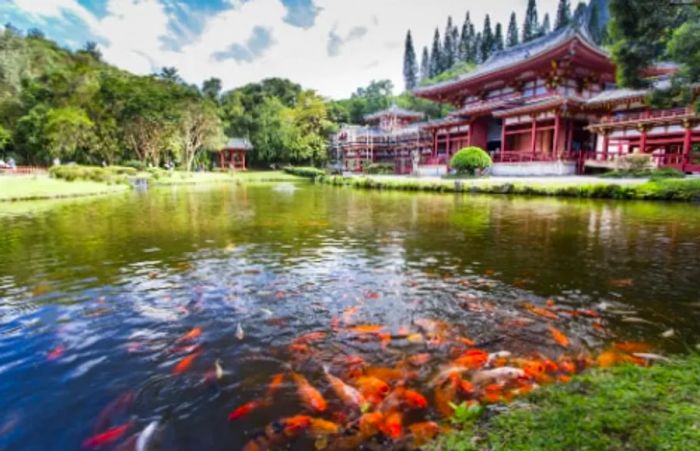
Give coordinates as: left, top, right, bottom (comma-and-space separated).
318, 175, 700, 202
0, 175, 128, 202
434, 356, 700, 450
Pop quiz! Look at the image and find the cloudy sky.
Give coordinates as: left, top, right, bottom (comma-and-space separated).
1, 0, 561, 99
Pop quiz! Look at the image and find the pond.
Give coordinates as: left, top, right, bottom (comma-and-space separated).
1, 183, 700, 450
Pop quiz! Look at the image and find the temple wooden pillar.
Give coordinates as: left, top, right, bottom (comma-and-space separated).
241, 151, 246, 170
432, 130, 437, 158
602, 131, 610, 161
566, 120, 573, 153
530, 115, 538, 156
553, 112, 561, 158
219, 151, 224, 168
639, 126, 648, 154
500, 121, 506, 152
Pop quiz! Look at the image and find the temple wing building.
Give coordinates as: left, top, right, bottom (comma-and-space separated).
333, 23, 699, 176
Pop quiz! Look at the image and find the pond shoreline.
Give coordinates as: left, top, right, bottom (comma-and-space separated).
316, 174, 700, 202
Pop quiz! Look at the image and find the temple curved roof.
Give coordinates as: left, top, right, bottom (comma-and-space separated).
222, 138, 254, 150
364, 104, 425, 122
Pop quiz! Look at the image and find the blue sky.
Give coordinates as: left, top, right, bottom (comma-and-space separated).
1, 0, 560, 98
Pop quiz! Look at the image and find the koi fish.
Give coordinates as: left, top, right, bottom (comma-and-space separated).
609, 278, 634, 288
364, 367, 412, 383
487, 351, 512, 364
522, 303, 559, 320
294, 331, 326, 344
409, 422, 440, 447
177, 327, 202, 342
235, 323, 245, 340
259, 308, 273, 317
379, 411, 402, 439
173, 351, 200, 375
406, 353, 431, 366
482, 383, 504, 403
365, 291, 381, 300
135, 421, 158, 451
632, 353, 672, 363
242, 415, 312, 451
434, 375, 458, 418
548, 326, 570, 347
291, 372, 327, 412
227, 400, 264, 421
397, 388, 428, 409
82, 422, 132, 449
47, 345, 65, 361
94, 391, 135, 434
354, 376, 390, 404
612, 342, 653, 353
406, 333, 424, 343
266, 373, 285, 397
358, 412, 383, 438
215, 359, 224, 380
660, 329, 675, 338
472, 367, 525, 385
347, 324, 383, 334
342, 305, 359, 321
453, 349, 488, 369
308, 418, 340, 437
323, 366, 366, 409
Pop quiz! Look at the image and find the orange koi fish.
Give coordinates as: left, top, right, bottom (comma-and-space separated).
281, 415, 312, 435
612, 342, 653, 353
354, 376, 390, 404
172, 350, 200, 375
323, 366, 366, 409
227, 400, 264, 421
379, 411, 403, 439
294, 331, 326, 344
609, 278, 634, 288
82, 422, 132, 449
453, 349, 488, 369
347, 324, 383, 334
364, 367, 410, 383
522, 303, 559, 320
548, 326, 570, 347
266, 373, 285, 397
291, 372, 327, 412
342, 306, 359, 321
409, 422, 440, 446
398, 388, 428, 409
365, 291, 381, 300
406, 353, 431, 366
482, 383, 504, 404
358, 412, 383, 438
434, 375, 458, 418
177, 327, 202, 342
242, 415, 311, 451
308, 418, 340, 437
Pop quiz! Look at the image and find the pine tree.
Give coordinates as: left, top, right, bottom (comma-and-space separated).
522, 0, 539, 42
420, 46, 430, 81
443, 17, 456, 70
451, 24, 460, 63
494, 23, 504, 52
555, 0, 571, 30
541, 13, 551, 36
472, 32, 483, 64
588, 1, 602, 43
429, 28, 442, 77
507, 12, 519, 47
459, 13, 473, 62
403, 30, 418, 90
573, 1, 587, 22
480, 15, 494, 62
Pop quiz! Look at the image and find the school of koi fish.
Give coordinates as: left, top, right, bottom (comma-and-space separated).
46, 272, 672, 451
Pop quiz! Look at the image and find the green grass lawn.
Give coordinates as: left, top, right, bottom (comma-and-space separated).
434, 356, 700, 450
0, 175, 128, 202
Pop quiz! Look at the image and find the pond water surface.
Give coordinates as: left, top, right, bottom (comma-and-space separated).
1, 183, 700, 450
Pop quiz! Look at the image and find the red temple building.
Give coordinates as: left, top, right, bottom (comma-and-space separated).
219, 138, 253, 171
333, 24, 699, 175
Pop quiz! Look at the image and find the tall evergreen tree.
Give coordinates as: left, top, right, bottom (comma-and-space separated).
541, 13, 551, 36
429, 28, 442, 77
522, 0, 539, 42
420, 46, 430, 82
459, 13, 474, 62
403, 30, 418, 90
588, 1, 603, 43
443, 17, 456, 70
494, 23, 504, 52
451, 24, 460, 64
573, 2, 588, 22
472, 32, 483, 64
507, 12, 519, 47
555, 0, 571, 30
480, 15, 494, 62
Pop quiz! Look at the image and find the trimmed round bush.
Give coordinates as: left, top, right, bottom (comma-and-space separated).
450, 147, 492, 175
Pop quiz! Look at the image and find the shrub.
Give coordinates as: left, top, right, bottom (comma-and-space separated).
450, 147, 492, 175
121, 160, 147, 171
365, 162, 395, 174
49, 165, 137, 184
283, 166, 325, 178
616, 154, 652, 172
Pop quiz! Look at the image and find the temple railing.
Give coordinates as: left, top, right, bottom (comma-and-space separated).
0, 166, 48, 175
492, 151, 581, 163
594, 107, 691, 127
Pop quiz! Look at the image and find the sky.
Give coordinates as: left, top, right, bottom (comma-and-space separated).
1, 0, 561, 99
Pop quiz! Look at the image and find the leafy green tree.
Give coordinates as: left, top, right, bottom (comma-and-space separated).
429, 28, 442, 77
507, 12, 519, 47
158, 67, 181, 84
44, 106, 95, 161
403, 30, 418, 90
665, 10, 700, 111
0, 124, 11, 152
178, 98, 224, 171
201, 77, 222, 101
522, 0, 540, 42
450, 147, 492, 175
555, 0, 571, 30
83, 41, 102, 61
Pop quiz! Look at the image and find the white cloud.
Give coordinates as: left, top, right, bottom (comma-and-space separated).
9, 0, 562, 98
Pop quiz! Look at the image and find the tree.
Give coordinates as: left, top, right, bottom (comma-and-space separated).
555, 0, 571, 31
573, 2, 588, 22
494, 23, 504, 52
443, 17, 456, 70
522, 0, 540, 42
665, 10, 700, 111
540, 13, 551, 36
507, 12, 519, 47
450, 147, 492, 175
589, 1, 602, 43
480, 15, 494, 62
472, 32, 483, 64
158, 67, 181, 84
44, 107, 95, 160
201, 78, 222, 101
451, 24, 460, 65
178, 98, 224, 171
459, 13, 474, 62
419, 46, 430, 82
0, 125, 11, 152
83, 41, 102, 61
429, 28, 442, 77
403, 30, 418, 90
609, 0, 679, 88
